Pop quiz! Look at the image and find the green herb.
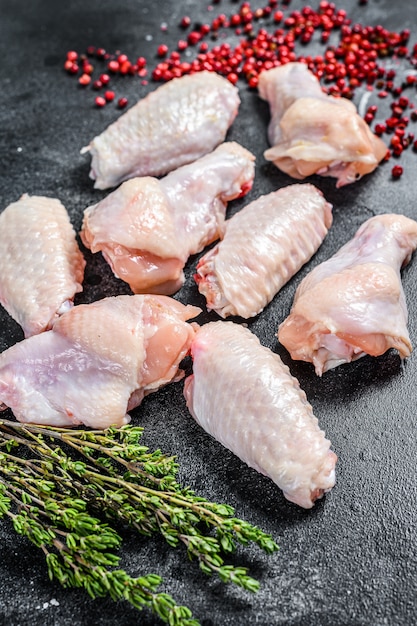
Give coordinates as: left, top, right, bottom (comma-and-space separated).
0, 419, 278, 625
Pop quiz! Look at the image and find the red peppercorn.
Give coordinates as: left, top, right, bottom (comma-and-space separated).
230, 14, 241, 26
82, 63, 94, 75
78, 73, 91, 86
398, 96, 409, 108
177, 40, 188, 51
92, 79, 103, 90
180, 15, 191, 28
391, 165, 403, 178
118, 97, 128, 109
95, 96, 106, 108
157, 44, 169, 57
188, 31, 202, 45
66, 50, 78, 62
104, 90, 115, 102
100, 73, 111, 85
392, 106, 404, 118
374, 123, 386, 135
119, 61, 131, 75
67, 62, 79, 75
107, 60, 120, 73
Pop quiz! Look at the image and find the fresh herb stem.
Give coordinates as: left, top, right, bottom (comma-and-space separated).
0, 418, 278, 625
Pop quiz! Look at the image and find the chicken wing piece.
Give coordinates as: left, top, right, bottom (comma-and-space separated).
184, 321, 337, 509
0, 295, 200, 428
278, 214, 417, 375
81, 71, 241, 190
258, 62, 387, 187
195, 183, 332, 318
80, 142, 255, 295
0, 194, 85, 338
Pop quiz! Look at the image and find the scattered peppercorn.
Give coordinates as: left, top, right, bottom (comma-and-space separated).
107, 60, 120, 73
104, 90, 115, 102
157, 44, 169, 57
94, 96, 106, 107
64, 0, 417, 180
78, 73, 92, 86
391, 164, 403, 178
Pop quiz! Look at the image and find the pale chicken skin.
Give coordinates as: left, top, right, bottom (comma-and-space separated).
278, 214, 417, 375
81, 71, 241, 189
195, 183, 333, 318
0, 194, 85, 338
81, 142, 255, 295
0, 295, 200, 428
184, 321, 337, 509
258, 62, 387, 187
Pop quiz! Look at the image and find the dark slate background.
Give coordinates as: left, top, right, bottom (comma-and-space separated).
1, 0, 417, 624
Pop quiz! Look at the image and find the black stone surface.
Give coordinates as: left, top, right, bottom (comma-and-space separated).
1, 1, 417, 624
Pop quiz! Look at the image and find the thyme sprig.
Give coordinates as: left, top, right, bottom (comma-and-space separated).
0, 419, 278, 625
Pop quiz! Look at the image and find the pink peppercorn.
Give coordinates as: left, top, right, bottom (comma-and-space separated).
391, 164, 403, 178
95, 96, 106, 107
104, 90, 115, 102
78, 73, 91, 86
157, 44, 169, 57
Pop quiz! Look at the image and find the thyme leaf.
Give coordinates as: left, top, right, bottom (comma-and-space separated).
0, 419, 278, 625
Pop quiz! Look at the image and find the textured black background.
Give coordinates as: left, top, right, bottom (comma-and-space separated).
1, 1, 417, 624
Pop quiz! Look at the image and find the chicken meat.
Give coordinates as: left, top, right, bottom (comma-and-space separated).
258, 62, 387, 187
0, 194, 85, 338
0, 295, 200, 428
184, 321, 337, 509
278, 214, 417, 375
81, 71, 241, 189
81, 142, 255, 295
195, 183, 333, 318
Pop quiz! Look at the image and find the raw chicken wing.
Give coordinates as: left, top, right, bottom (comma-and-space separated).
81, 142, 255, 295
184, 321, 337, 509
0, 295, 200, 428
195, 183, 332, 318
278, 214, 417, 375
0, 194, 85, 337
258, 62, 387, 187
81, 71, 241, 189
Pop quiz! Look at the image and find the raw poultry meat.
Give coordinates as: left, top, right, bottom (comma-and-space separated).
278, 214, 417, 376
81, 142, 255, 295
0, 295, 200, 428
81, 71, 241, 189
258, 62, 387, 187
195, 183, 333, 318
184, 321, 337, 509
0, 194, 85, 338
